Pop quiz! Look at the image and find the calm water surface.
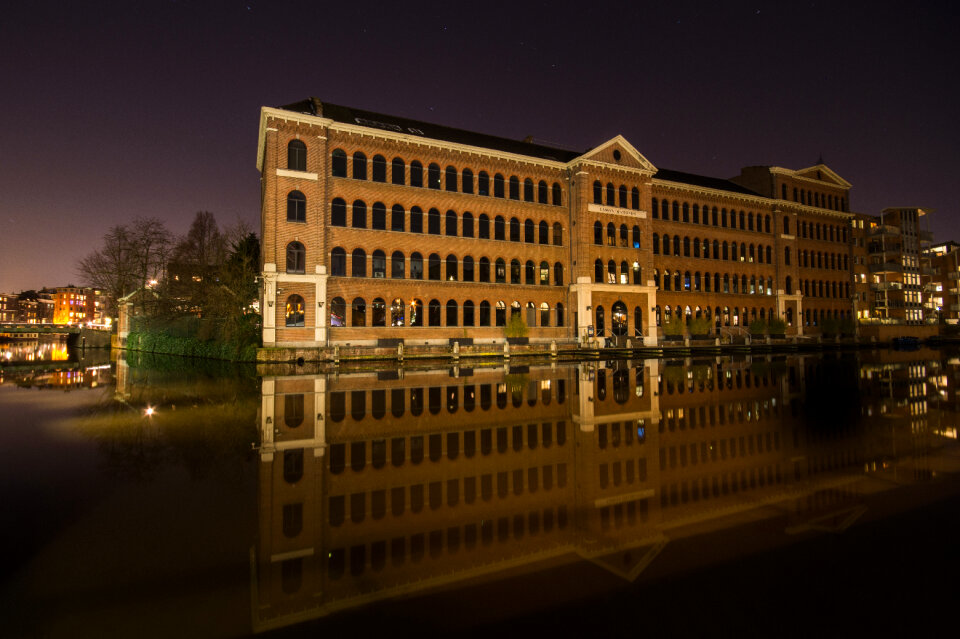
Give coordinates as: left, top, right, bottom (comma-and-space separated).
2, 344, 959, 637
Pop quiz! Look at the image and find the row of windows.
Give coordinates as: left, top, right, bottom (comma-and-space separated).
799, 221, 848, 243
325, 384, 567, 424
593, 222, 642, 248
327, 424, 568, 474
651, 270, 776, 296
598, 457, 649, 489
328, 297, 565, 329
592, 259, 644, 285
651, 198, 771, 233
660, 465, 783, 509
329, 198, 564, 244
803, 308, 851, 326
327, 465, 570, 527
321, 505, 572, 582
781, 183, 847, 212
328, 248, 564, 286
651, 233, 773, 264
800, 250, 849, 271
329, 148, 564, 205
646, 305, 786, 330
801, 280, 850, 299
657, 431, 781, 471
592, 181, 642, 210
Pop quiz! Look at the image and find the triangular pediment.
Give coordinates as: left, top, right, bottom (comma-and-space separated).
575, 135, 657, 173
795, 164, 851, 188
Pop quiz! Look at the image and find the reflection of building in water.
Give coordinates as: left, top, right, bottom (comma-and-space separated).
251, 355, 951, 632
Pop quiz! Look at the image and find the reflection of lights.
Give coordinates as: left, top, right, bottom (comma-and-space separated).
145, 406, 155, 417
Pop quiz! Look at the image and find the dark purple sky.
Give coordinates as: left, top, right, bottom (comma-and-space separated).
3, 1, 958, 293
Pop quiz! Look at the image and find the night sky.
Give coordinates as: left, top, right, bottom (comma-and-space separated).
3, 1, 958, 293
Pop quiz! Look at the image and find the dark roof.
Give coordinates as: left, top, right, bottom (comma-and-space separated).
653, 168, 761, 196
280, 98, 581, 163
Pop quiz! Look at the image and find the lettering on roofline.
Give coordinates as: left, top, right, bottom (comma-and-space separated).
588, 203, 647, 219
354, 117, 425, 137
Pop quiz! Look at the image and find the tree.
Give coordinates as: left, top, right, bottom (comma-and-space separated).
77, 218, 172, 319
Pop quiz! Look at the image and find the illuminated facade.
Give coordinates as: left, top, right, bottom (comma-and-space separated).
53, 286, 102, 325
258, 99, 867, 349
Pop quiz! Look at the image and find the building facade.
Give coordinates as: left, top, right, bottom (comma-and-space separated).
53, 286, 102, 325
258, 99, 867, 348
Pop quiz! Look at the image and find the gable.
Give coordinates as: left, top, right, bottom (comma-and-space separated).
795, 164, 851, 188
576, 135, 657, 173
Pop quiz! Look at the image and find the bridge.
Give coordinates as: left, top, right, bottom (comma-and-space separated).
0, 324, 112, 348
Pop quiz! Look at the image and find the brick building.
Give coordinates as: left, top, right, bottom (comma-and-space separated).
257, 98, 865, 348
53, 286, 101, 325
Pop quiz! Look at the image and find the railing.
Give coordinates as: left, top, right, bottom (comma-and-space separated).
869, 262, 903, 273
868, 225, 900, 237
870, 282, 903, 291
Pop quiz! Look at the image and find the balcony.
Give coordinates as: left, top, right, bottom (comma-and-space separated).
949, 272, 960, 280
868, 224, 900, 237
870, 282, 903, 291
921, 267, 937, 276
919, 230, 934, 243
869, 261, 903, 274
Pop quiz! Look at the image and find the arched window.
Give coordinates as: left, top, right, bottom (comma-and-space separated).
494, 215, 505, 240
410, 161, 423, 187
619, 185, 628, 208
479, 300, 491, 326
606, 183, 615, 206
631, 187, 640, 210
390, 251, 404, 278
330, 297, 346, 327
428, 299, 441, 326
479, 257, 490, 282
351, 298, 366, 326
663, 234, 670, 255
286, 241, 305, 273
607, 260, 617, 284
552, 182, 562, 206
371, 202, 386, 229
351, 249, 366, 277
594, 259, 604, 283
509, 176, 520, 200
331, 247, 346, 276
409, 299, 423, 326
556, 302, 564, 327
785, 276, 793, 295
553, 222, 563, 246
287, 191, 306, 222
632, 225, 641, 249
525, 260, 535, 285
554, 262, 564, 286
390, 298, 404, 326
391, 157, 405, 185
410, 252, 423, 279
510, 259, 521, 284
331, 198, 346, 226
391, 204, 404, 231
352, 200, 366, 228
683, 236, 691, 256
782, 215, 790, 235
510, 217, 520, 242
607, 223, 616, 246
620, 224, 629, 247
672, 201, 680, 221
331, 148, 347, 177
428, 253, 441, 280
462, 168, 474, 193
593, 181, 602, 204
445, 210, 457, 236
287, 140, 306, 171
524, 178, 534, 202
524, 219, 534, 243
596, 305, 605, 337
539, 261, 550, 285
496, 300, 506, 326
446, 300, 458, 326
446, 254, 458, 281
372, 250, 386, 278
611, 302, 627, 337
594, 221, 603, 245
463, 300, 475, 326
463, 255, 474, 281
478, 214, 490, 239
371, 298, 386, 326
372, 155, 386, 182
285, 295, 305, 327
784, 246, 791, 265
445, 166, 457, 191
538, 221, 548, 244
479, 171, 490, 196
428, 163, 441, 189
352, 152, 367, 180
495, 258, 506, 283
537, 180, 548, 204
633, 261, 641, 284
410, 206, 423, 233
653, 233, 660, 255
428, 208, 441, 234
651, 197, 659, 219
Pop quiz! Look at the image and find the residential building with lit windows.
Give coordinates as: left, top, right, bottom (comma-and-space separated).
926, 241, 960, 324
257, 98, 870, 349
863, 207, 934, 325
53, 286, 100, 325
0, 293, 17, 323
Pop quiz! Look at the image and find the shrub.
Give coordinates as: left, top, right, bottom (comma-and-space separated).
689, 316, 711, 335
749, 318, 767, 335
662, 316, 684, 336
768, 317, 787, 334
504, 313, 529, 338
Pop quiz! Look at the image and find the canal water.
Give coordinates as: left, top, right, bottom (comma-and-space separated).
2, 343, 959, 637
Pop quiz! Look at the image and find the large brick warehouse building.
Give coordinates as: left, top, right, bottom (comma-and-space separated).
257, 98, 858, 348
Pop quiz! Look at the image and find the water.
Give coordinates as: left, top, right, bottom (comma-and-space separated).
2, 345, 959, 637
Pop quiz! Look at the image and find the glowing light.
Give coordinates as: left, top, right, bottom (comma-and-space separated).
145, 406, 155, 417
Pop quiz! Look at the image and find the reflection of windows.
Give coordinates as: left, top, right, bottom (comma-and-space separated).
282, 503, 303, 538
285, 294, 305, 327
283, 449, 304, 483
284, 394, 304, 427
